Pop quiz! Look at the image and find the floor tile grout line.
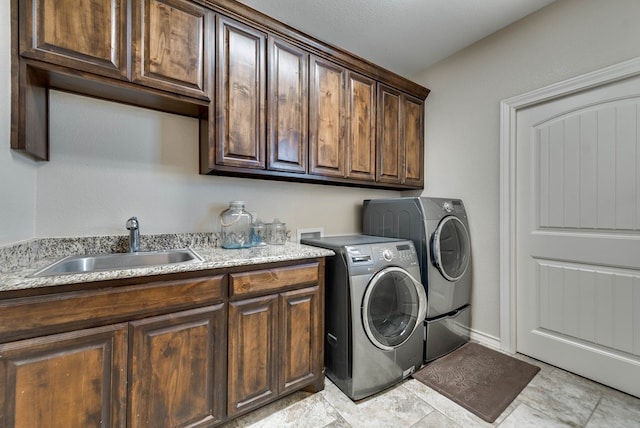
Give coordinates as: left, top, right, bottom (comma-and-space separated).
581, 395, 603, 428
318, 391, 352, 427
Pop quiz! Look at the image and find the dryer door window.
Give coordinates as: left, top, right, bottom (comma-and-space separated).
362, 267, 427, 351
433, 216, 470, 281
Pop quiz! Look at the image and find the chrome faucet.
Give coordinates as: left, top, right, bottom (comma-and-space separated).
126, 216, 140, 253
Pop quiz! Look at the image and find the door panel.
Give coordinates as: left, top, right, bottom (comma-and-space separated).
377, 85, 401, 184
268, 36, 309, 173
0, 324, 127, 428
309, 56, 346, 177
19, 0, 129, 79
347, 72, 376, 181
216, 17, 266, 169
535, 103, 640, 231
132, 0, 212, 99
278, 286, 321, 395
268, 37, 308, 173
402, 94, 424, 187
227, 295, 278, 417
534, 260, 640, 355
129, 305, 225, 428
516, 76, 640, 397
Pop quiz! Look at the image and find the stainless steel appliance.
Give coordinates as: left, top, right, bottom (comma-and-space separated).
362, 197, 472, 361
301, 235, 426, 400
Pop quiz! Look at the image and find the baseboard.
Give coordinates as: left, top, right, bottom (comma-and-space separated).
468, 328, 501, 351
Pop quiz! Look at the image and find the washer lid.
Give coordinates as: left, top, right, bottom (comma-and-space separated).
433, 216, 470, 281
362, 267, 427, 351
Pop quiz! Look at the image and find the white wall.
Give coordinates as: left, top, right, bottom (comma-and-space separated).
37, 90, 398, 238
0, 0, 37, 246
413, 0, 640, 342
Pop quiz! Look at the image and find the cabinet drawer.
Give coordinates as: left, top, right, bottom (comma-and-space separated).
0, 275, 224, 342
229, 262, 319, 298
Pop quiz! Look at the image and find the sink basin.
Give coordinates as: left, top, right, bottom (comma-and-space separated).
31, 248, 204, 277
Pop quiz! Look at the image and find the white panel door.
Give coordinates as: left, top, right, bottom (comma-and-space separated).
516, 75, 640, 398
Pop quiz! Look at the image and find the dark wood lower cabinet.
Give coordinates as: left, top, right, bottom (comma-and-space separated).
227, 286, 323, 418
129, 304, 226, 428
227, 295, 279, 417
0, 259, 325, 427
0, 324, 128, 428
279, 286, 322, 395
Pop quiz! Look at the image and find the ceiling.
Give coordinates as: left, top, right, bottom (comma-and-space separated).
235, 0, 555, 78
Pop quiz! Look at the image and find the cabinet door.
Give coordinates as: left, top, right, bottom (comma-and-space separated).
279, 286, 322, 395
347, 72, 376, 181
402, 94, 425, 187
216, 16, 266, 169
377, 84, 425, 187
309, 56, 347, 178
268, 37, 309, 174
132, 0, 213, 100
228, 295, 278, 417
129, 305, 225, 428
377, 84, 403, 184
18, 0, 128, 80
0, 324, 127, 428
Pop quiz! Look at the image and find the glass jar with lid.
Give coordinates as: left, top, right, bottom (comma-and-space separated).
266, 218, 286, 245
219, 201, 253, 249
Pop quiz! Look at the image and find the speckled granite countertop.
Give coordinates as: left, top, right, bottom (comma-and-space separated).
0, 233, 334, 293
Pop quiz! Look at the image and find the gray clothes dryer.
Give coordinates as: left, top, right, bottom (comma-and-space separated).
300, 235, 426, 400
362, 197, 472, 362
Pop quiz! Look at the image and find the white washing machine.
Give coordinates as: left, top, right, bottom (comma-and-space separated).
301, 235, 427, 400
363, 197, 472, 362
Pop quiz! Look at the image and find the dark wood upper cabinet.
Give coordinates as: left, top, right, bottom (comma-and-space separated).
267, 36, 309, 174
215, 16, 267, 169
402, 94, 425, 187
377, 84, 424, 187
309, 62, 375, 181
18, 0, 129, 80
132, 0, 213, 100
377, 84, 402, 184
309, 56, 347, 178
346, 71, 376, 181
12, 0, 429, 189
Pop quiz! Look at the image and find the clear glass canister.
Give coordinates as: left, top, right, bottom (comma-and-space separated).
220, 201, 253, 249
266, 218, 286, 245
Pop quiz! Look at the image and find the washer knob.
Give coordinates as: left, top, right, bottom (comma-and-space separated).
382, 249, 393, 262
443, 201, 454, 213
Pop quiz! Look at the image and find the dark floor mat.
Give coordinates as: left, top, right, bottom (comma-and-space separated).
412, 342, 540, 423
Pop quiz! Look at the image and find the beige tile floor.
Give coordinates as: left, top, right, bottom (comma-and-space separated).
222, 353, 640, 427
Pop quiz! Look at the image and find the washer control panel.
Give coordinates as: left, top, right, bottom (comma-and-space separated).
374, 243, 415, 263
346, 240, 419, 274
349, 241, 417, 266
393, 243, 416, 262
440, 199, 466, 216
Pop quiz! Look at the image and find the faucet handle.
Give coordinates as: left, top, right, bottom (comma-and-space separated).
126, 216, 139, 230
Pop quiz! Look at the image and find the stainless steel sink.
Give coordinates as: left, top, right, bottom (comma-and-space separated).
31, 248, 204, 277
